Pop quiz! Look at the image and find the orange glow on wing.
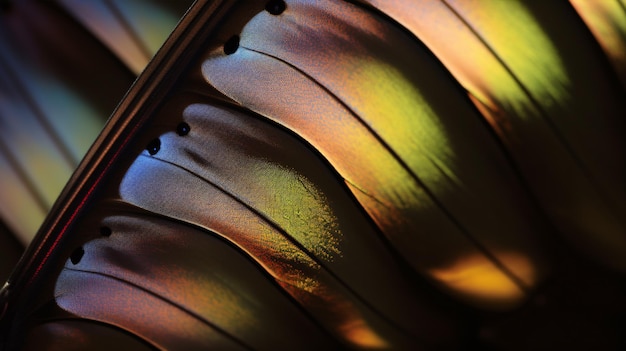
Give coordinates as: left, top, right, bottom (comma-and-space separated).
430, 253, 534, 309
340, 319, 389, 350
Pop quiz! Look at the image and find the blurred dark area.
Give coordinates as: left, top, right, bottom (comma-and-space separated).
0, 0, 192, 284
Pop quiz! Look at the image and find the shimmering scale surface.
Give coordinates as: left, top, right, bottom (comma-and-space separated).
361, 0, 626, 271
202, 0, 550, 308
6, 0, 626, 350
56, 214, 337, 350
113, 96, 459, 346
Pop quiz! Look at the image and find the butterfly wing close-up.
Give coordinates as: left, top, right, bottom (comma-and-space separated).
1, 0, 626, 350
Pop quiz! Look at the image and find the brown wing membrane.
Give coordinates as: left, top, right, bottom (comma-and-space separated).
1, 0, 626, 350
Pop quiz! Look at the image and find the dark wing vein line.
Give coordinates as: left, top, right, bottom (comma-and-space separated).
239, 45, 527, 293
63, 267, 254, 350
99, 199, 348, 348
439, 0, 617, 219
142, 154, 424, 343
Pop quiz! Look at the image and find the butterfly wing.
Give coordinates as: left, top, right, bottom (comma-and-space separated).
1, 0, 626, 350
